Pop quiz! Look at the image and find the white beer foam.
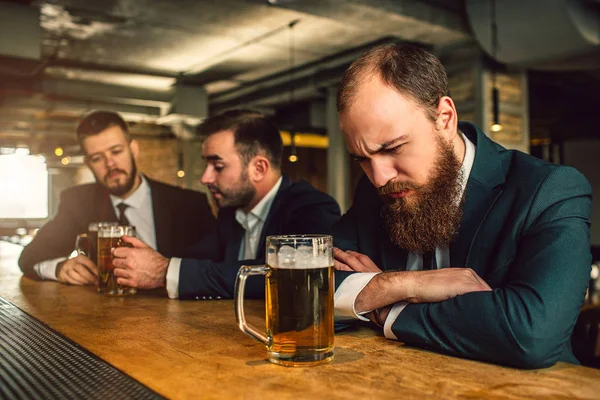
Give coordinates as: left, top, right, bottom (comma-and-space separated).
267, 245, 332, 269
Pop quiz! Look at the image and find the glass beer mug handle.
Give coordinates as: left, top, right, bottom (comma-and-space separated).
235, 265, 270, 345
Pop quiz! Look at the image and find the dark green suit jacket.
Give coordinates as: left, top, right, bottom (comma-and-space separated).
334, 122, 592, 369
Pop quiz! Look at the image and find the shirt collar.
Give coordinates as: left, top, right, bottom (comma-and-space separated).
109, 175, 150, 209
235, 176, 283, 227
459, 130, 476, 199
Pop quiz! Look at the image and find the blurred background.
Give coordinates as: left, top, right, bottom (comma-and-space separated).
0, 0, 598, 257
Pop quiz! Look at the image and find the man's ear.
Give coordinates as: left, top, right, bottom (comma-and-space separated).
435, 96, 458, 137
130, 139, 140, 160
249, 156, 270, 182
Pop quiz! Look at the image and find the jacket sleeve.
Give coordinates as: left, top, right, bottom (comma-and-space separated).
390, 167, 592, 369
191, 192, 217, 242
179, 229, 222, 261
178, 188, 342, 300
18, 190, 82, 279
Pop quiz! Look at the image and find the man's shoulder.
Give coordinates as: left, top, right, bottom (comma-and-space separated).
502, 150, 590, 192
281, 180, 338, 207
147, 178, 208, 201
60, 182, 101, 200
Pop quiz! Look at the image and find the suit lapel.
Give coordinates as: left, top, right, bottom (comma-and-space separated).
224, 216, 244, 262
147, 178, 173, 255
255, 175, 291, 259
450, 122, 507, 269
450, 181, 503, 267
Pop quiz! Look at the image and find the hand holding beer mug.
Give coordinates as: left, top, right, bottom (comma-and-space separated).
97, 225, 137, 296
235, 235, 334, 367
74, 233, 90, 257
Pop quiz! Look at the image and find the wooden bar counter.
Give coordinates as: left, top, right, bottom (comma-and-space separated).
1, 249, 599, 399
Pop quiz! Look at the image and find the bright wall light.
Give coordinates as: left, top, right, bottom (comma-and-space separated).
0, 153, 48, 218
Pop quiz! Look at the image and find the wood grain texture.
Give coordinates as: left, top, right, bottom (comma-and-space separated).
1, 261, 599, 400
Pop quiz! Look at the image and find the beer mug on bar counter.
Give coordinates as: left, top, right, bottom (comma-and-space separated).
97, 225, 136, 296
87, 222, 118, 266
235, 235, 334, 367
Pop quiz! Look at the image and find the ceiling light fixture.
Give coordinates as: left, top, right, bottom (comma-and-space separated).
289, 132, 298, 163
490, 0, 503, 133
177, 143, 185, 179
287, 20, 299, 163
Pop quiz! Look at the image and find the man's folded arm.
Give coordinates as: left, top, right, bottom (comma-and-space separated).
388, 167, 592, 369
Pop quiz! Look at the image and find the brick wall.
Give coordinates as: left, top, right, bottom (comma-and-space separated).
135, 138, 179, 186
485, 71, 529, 153
135, 137, 209, 194
441, 45, 529, 153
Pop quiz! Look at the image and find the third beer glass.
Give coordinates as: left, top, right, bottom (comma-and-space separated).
97, 225, 136, 296
235, 235, 334, 367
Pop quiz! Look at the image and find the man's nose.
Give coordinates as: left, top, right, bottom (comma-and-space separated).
200, 167, 214, 185
105, 155, 116, 169
370, 158, 397, 188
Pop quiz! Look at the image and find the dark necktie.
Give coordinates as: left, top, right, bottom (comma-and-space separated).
422, 250, 437, 270
117, 203, 130, 226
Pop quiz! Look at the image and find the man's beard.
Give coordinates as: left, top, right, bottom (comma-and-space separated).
207, 169, 256, 209
105, 157, 138, 197
379, 135, 464, 253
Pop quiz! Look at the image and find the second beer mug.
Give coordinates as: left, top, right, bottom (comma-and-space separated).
235, 235, 334, 367
88, 222, 117, 266
97, 225, 137, 296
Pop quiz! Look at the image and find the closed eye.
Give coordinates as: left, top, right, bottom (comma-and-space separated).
350, 154, 369, 163
383, 144, 403, 154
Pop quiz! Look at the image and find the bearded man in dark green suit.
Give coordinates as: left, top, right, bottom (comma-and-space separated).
332, 44, 592, 369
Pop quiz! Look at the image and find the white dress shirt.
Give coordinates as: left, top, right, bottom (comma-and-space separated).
334, 132, 476, 340
33, 175, 156, 280
165, 177, 283, 299
235, 176, 282, 260
109, 176, 157, 250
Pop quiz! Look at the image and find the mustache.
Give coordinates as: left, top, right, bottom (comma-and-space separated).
378, 180, 422, 196
206, 184, 222, 195
104, 169, 127, 182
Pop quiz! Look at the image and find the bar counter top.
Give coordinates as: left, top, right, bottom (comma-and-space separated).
1, 243, 599, 399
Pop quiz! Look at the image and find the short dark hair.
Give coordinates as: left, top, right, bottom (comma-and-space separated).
197, 109, 283, 170
76, 110, 130, 146
337, 43, 449, 121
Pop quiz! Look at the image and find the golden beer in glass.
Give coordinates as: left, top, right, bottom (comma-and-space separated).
88, 222, 117, 268
235, 235, 334, 367
97, 225, 136, 296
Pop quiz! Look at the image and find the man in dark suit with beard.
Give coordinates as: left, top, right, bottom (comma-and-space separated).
332, 44, 592, 369
19, 111, 216, 285
111, 109, 341, 299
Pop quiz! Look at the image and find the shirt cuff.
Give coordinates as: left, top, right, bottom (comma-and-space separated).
33, 257, 67, 281
334, 272, 379, 321
166, 257, 181, 299
383, 302, 409, 340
